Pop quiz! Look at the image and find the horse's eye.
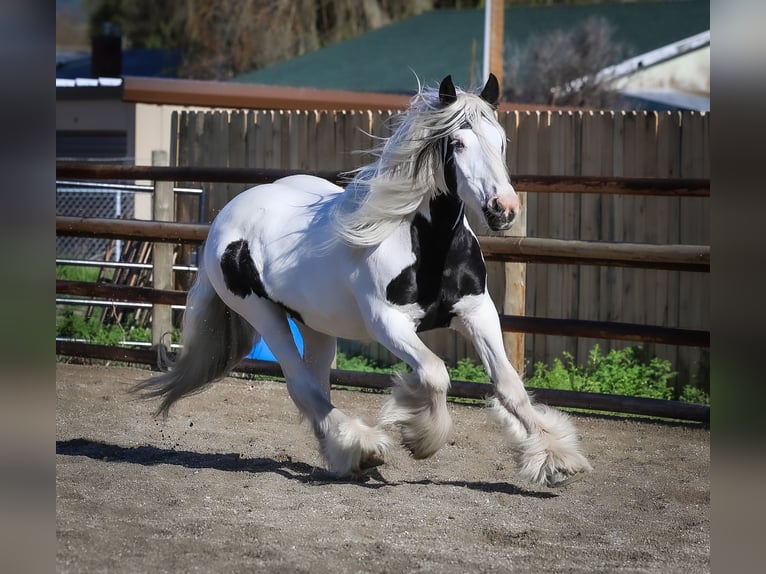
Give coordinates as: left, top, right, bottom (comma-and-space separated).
451, 138, 465, 150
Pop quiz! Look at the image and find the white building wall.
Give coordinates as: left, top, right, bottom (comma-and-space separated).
610, 46, 710, 97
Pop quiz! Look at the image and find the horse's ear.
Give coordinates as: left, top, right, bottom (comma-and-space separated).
480, 73, 500, 107
439, 75, 457, 106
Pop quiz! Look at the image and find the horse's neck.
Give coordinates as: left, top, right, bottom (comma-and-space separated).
417, 192, 466, 237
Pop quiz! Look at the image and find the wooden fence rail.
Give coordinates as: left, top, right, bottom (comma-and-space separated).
56, 216, 710, 273
56, 162, 710, 197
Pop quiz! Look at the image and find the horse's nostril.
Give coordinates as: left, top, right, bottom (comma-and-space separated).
488, 197, 499, 212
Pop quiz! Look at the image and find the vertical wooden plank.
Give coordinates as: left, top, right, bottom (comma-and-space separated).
346, 110, 366, 172
562, 111, 580, 361
259, 110, 274, 169
305, 110, 319, 171
596, 111, 624, 360
334, 110, 348, 171
358, 110, 376, 169
678, 111, 710, 392
254, 110, 268, 171
168, 111, 179, 168
316, 110, 335, 172
204, 111, 230, 220
577, 110, 605, 363
541, 111, 578, 366
372, 109, 395, 141
600, 111, 625, 355
619, 110, 638, 335
653, 111, 682, 384
515, 111, 542, 372
272, 111, 284, 169
172, 111, 199, 290
228, 111, 246, 167
345, 110, 361, 171
634, 111, 658, 361
227, 110, 247, 202
175, 111, 187, 167
279, 111, 291, 169
529, 111, 552, 368
191, 112, 206, 172
244, 110, 257, 168
287, 110, 301, 170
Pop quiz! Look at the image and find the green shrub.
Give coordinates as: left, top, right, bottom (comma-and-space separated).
526, 345, 680, 401
449, 357, 490, 383
335, 353, 491, 384
335, 352, 408, 375
679, 384, 710, 405
57, 311, 125, 345
56, 264, 107, 282
56, 311, 167, 346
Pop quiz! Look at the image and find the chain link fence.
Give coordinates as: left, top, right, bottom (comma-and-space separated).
56, 180, 146, 261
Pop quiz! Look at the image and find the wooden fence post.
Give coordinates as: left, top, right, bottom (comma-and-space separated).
503, 191, 527, 374
151, 150, 174, 349
503, 112, 527, 375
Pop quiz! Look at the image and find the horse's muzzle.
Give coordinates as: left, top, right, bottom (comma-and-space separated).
484, 196, 518, 231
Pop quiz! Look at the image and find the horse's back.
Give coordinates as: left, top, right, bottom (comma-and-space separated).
205, 176, 338, 251
202, 175, 371, 338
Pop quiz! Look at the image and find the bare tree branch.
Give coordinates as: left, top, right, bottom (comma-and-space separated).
504, 16, 630, 108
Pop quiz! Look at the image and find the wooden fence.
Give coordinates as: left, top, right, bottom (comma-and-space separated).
54, 161, 709, 422
167, 109, 709, 391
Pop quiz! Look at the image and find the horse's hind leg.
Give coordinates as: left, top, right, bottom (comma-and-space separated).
234, 299, 390, 476
453, 293, 592, 487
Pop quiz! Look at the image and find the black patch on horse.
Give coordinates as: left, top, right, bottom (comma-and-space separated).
386, 193, 486, 332
221, 239, 267, 299
220, 239, 304, 323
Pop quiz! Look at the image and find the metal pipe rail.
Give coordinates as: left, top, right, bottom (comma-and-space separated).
56, 258, 198, 273
55, 162, 710, 197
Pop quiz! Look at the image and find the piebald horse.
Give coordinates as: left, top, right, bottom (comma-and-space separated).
135, 74, 591, 487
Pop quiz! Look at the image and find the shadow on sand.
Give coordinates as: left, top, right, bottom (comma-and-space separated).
56, 438, 556, 499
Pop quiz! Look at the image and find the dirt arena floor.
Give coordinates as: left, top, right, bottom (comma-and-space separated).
56, 363, 709, 573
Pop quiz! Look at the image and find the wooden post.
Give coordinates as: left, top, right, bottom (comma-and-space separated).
498, 112, 537, 377
483, 0, 504, 87
151, 150, 174, 349
503, 193, 527, 374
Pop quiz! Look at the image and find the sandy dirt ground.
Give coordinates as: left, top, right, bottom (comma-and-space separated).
56, 363, 709, 573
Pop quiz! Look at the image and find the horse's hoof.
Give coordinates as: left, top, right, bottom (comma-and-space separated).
359, 453, 385, 472
546, 469, 585, 488
402, 440, 434, 460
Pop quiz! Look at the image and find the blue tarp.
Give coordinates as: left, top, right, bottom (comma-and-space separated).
246, 319, 304, 361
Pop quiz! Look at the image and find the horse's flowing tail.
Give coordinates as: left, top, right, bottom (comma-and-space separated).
132, 266, 256, 416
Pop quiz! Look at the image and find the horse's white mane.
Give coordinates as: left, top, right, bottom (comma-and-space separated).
330, 81, 503, 247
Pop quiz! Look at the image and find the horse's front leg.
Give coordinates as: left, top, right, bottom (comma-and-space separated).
453, 293, 592, 487
364, 305, 453, 459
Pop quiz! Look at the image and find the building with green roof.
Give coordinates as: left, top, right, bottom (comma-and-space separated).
235, 0, 710, 95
